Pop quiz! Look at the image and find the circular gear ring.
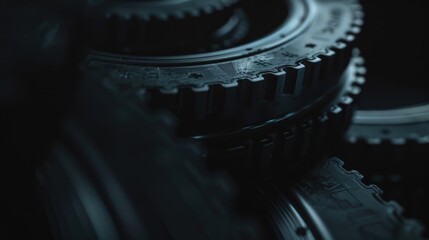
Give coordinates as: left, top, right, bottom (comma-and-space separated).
200, 53, 366, 181
253, 158, 426, 240
92, 0, 238, 21
86, 0, 364, 135
85, 0, 247, 55
342, 104, 429, 230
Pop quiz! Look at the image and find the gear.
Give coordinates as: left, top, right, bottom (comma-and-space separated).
87, 0, 364, 134
36, 73, 258, 240
338, 0, 429, 232
199, 54, 366, 182
254, 158, 426, 240
347, 105, 429, 146
341, 104, 429, 230
85, 0, 246, 55
91, 0, 238, 21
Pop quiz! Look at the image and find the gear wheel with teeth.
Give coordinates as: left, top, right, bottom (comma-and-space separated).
85, 0, 246, 55
87, 0, 364, 135
200, 54, 366, 182
341, 103, 429, 231
92, 0, 238, 21
252, 158, 427, 240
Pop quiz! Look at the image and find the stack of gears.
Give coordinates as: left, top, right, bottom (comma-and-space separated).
2, 0, 427, 239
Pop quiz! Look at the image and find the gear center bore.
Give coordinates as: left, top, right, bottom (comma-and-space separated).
85, 0, 306, 56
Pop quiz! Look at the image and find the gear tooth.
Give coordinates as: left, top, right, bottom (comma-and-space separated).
153, 87, 180, 114
219, 82, 238, 118
366, 138, 383, 145
356, 66, 367, 76
354, 56, 365, 65
327, 105, 347, 149
160, 87, 179, 95
354, 10, 365, 19
349, 26, 361, 35
283, 63, 305, 96
181, 86, 210, 122
340, 34, 356, 43
295, 119, 314, 159
331, 157, 344, 166
307, 113, 330, 161
303, 57, 322, 89
189, 9, 201, 17
416, 136, 429, 144
241, 76, 266, 106
274, 128, 297, 168
338, 96, 354, 126
160, 13, 171, 21
391, 138, 407, 145
333, 41, 347, 51
350, 169, 364, 180
174, 11, 186, 19
318, 50, 336, 82
205, 85, 221, 118
348, 85, 362, 99
249, 76, 264, 82
192, 85, 210, 93
262, 71, 286, 101
347, 136, 358, 144
222, 81, 239, 89
386, 201, 404, 215
355, 75, 366, 85
272, 70, 287, 100
332, 42, 352, 72
353, 18, 364, 26
122, 13, 131, 21
340, 95, 354, 107
254, 133, 276, 171
328, 104, 344, 118
368, 184, 384, 195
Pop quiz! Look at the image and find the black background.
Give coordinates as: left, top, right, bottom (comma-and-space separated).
358, 0, 429, 109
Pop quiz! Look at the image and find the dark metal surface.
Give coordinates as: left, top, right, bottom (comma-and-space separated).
2, 0, 428, 239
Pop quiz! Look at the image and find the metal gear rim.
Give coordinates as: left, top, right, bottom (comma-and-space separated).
92, 0, 238, 21
199, 54, 366, 178
86, 0, 364, 134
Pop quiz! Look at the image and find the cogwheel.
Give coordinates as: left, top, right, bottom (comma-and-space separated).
341, 101, 429, 233
90, 0, 238, 21
251, 157, 426, 240
198, 53, 366, 183
85, 0, 247, 55
87, 0, 364, 135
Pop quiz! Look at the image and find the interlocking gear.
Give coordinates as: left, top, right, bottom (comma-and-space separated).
87, 0, 364, 134
91, 0, 238, 20
201, 54, 365, 180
